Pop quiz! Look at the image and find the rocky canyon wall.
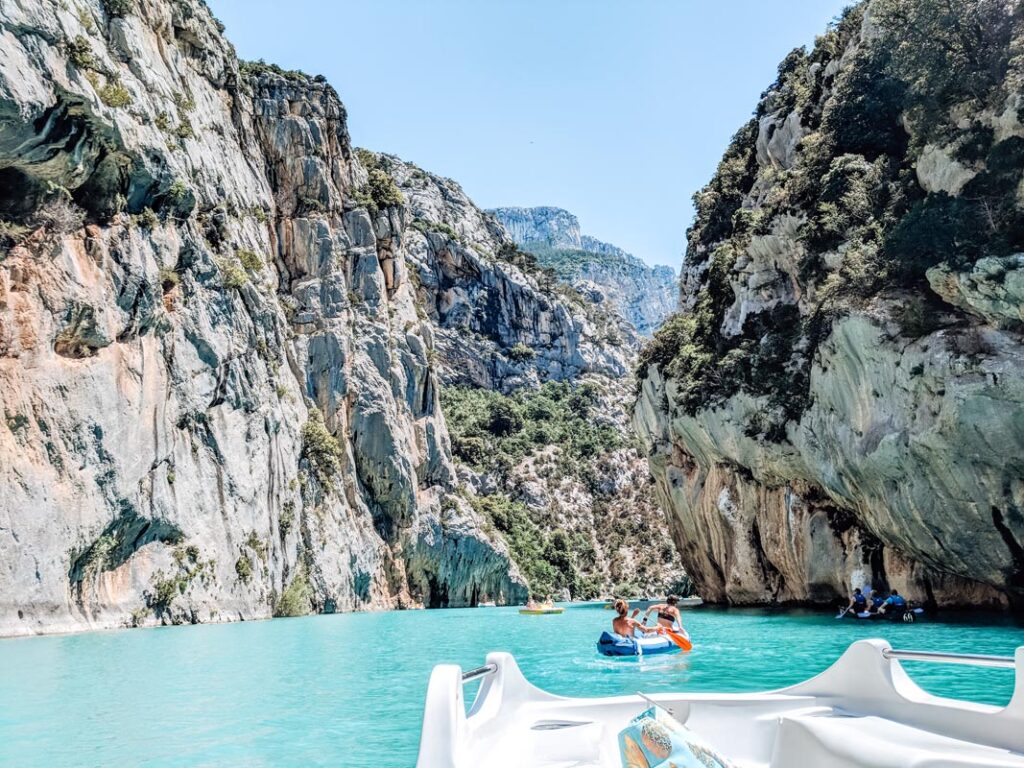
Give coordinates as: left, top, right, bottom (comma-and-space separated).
0, 0, 658, 636
635, 0, 1024, 611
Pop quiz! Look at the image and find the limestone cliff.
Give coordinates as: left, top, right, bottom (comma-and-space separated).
0, 0, 533, 636
490, 206, 677, 336
635, 0, 1024, 611
0, 0, 678, 636
382, 163, 634, 393
489, 206, 583, 250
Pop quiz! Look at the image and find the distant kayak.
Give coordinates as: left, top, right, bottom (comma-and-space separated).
519, 607, 564, 615
596, 630, 682, 657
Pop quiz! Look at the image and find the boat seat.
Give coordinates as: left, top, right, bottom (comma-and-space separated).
680, 700, 829, 767
520, 719, 611, 767
769, 713, 1024, 768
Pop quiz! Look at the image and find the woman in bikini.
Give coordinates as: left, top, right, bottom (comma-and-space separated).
642, 595, 684, 631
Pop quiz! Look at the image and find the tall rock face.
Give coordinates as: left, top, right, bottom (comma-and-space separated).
0, 0, 567, 637
488, 206, 583, 249
383, 165, 634, 394
490, 206, 677, 336
635, 0, 1024, 611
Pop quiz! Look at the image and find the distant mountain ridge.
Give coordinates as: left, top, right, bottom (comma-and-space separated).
489, 207, 677, 336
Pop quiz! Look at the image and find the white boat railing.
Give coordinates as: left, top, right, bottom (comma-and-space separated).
882, 648, 1016, 669
461, 664, 497, 683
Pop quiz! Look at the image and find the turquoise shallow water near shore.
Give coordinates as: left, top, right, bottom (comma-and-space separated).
1, 604, 1021, 766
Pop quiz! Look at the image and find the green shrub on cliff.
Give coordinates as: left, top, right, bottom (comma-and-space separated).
485, 399, 523, 437
101, 0, 133, 18
98, 82, 132, 108
273, 568, 312, 617
355, 148, 377, 170
872, 0, 1014, 147
237, 248, 263, 272
238, 59, 311, 82
506, 342, 536, 362
235, 553, 253, 584
216, 258, 247, 289
410, 218, 460, 242
301, 411, 342, 489
689, 119, 760, 253
441, 381, 620, 475
65, 36, 96, 69
366, 169, 404, 209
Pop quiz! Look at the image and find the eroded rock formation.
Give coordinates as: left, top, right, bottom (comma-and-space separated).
635, 0, 1024, 611
490, 206, 677, 336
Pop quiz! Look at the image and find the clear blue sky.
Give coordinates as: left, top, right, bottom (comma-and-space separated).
208, 1, 851, 269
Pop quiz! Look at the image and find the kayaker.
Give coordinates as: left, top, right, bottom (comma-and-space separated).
642, 594, 683, 630
880, 589, 907, 616
844, 588, 867, 615
611, 599, 657, 638
868, 589, 885, 614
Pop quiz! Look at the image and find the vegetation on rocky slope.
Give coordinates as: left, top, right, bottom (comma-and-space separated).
442, 381, 622, 473
490, 207, 678, 337
442, 381, 683, 598
521, 242, 640, 279
639, 0, 1023, 437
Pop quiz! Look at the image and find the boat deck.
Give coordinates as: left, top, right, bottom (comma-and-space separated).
417, 640, 1024, 767
461, 695, 1024, 767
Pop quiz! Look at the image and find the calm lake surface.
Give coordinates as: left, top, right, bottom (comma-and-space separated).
1, 604, 1021, 766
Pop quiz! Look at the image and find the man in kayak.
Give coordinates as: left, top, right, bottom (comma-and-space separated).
879, 589, 907, 616
641, 595, 683, 630
843, 588, 868, 616
868, 589, 885, 614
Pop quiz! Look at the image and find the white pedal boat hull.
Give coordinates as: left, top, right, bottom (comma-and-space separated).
417, 639, 1024, 768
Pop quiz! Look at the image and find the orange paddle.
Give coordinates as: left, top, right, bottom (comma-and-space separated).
640, 616, 692, 651
664, 628, 692, 652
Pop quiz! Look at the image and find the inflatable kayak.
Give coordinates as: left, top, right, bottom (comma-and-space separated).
596, 630, 682, 657
519, 607, 564, 615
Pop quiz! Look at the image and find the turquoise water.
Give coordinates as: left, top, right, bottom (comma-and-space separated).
1, 604, 1021, 766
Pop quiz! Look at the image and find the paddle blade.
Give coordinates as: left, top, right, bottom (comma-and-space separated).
665, 630, 692, 652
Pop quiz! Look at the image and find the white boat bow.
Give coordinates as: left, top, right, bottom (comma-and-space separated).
417, 638, 1024, 767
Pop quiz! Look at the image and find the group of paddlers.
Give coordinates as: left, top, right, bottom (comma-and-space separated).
611, 594, 684, 636
840, 587, 909, 618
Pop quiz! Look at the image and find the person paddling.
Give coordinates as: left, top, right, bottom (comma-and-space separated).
642, 594, 683, 630
842, 588, 867, 616
868, 589, 885, 614
879, 589, 907, 617
611, 599, 658, 638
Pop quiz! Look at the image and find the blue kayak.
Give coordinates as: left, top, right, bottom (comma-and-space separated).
596, 630, 680, 657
